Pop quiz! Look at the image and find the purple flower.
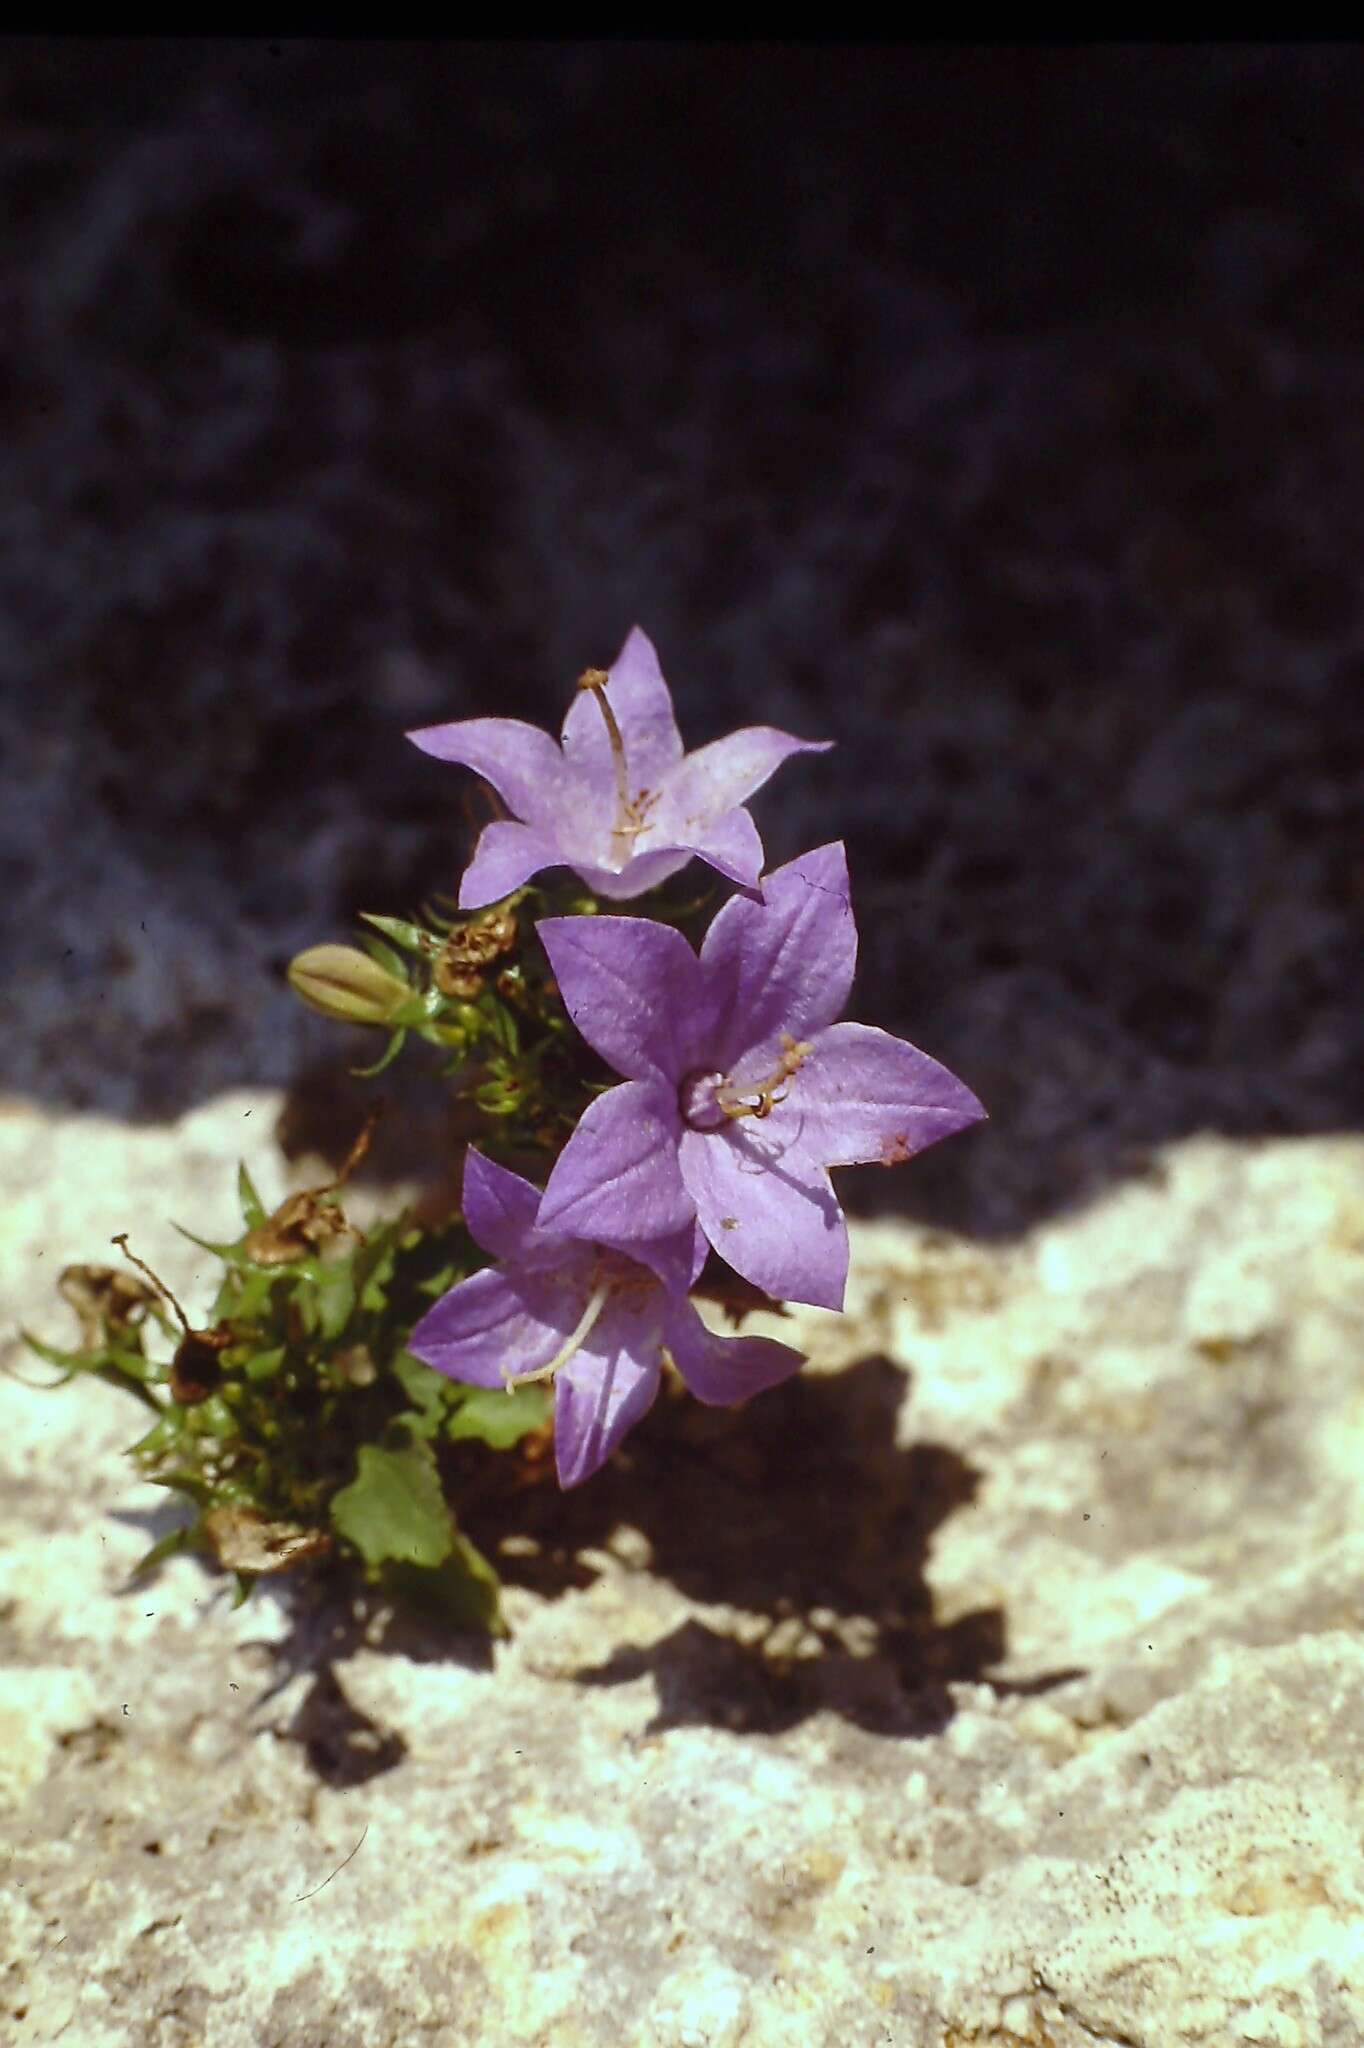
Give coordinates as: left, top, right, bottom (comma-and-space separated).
406, 626, 830, 909
408, 1150, 804, 1488
534, 843, 986, 1312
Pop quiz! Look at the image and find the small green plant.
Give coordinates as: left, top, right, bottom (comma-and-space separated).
26, 629, 983, 1627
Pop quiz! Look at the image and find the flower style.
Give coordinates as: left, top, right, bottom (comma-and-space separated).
408, 1149, 804, 1488
534, 843, 986, 1312
406, 626, 830, 909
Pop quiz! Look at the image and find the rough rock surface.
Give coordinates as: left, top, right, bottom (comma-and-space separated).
4, 1093, 1362, 2045
3, 40, 1364, 2048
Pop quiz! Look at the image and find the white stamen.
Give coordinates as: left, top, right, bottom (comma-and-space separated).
502, 1278, 612, 1392
578, 668, 657, 851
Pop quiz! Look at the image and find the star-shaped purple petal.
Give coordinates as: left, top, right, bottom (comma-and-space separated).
407, 1150, 804, 1487
407, 627, 831, 908
535, 842, 986, 1310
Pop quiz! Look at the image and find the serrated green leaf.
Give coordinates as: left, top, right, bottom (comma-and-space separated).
381, 1534, 504, 1635
330, 1436, 454, 1570
444, 1381, 550, 1450
237, 1163, 268, 1230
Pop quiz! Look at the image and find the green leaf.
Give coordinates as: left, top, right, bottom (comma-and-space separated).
145, 1470, 213, 1506
444, 1381, 550, 1450
351, 1026, 407, 1079
186, 1394, 238, 1441
244, 1345, 287, 1382
312, 1262, 357, 1342
173, 1222, 246, 1263
358, 913, 433, 959
391, 1351, 447, 1425
129, 1521, 198, 1579
330, 1435, 454, 1570
381, 1534, 504, 1635
128, 1415, 182, 1460
20, 1330, 85, 1372
223, 1265, 277, 1320
237, 1163, 268, 1230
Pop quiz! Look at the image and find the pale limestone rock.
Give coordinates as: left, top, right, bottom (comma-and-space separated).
3, 1095, 1364, 2046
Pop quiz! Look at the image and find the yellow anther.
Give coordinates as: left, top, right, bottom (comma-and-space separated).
716, 1033, 813, 1122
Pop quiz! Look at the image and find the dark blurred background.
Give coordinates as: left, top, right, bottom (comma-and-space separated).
2, 40, 1360, 1234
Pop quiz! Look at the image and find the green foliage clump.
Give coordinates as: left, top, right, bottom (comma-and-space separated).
23, 888, 615, 1626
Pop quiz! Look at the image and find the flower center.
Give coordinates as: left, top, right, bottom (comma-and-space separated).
678, 1068, 728, 1130
577, 669, 660, 856
679, 1035, 813, 1129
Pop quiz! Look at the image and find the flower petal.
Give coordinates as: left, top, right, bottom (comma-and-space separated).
553, 1304, 662, 1487
661, 726, 832, 825
458, 821, 566, 909
407, 1265, 583, 1390
670, 805, 765, 889
537, 1078, 694, 1249
560, 625, 684, 793
661, 1298, 805, 1405
460, 1149, 545, 1264
678, 1122, 849, 1311
538, 915, 715, 1082
699, 841, 857, 1071
407, 716, 566, 827
783, 1021, 987, 1168
633, 1215, 710, 1295
575, 847, 695, 900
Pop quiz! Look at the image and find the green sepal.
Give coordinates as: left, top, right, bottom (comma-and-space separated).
359, 934, 409, 981
358, 913, 434, 958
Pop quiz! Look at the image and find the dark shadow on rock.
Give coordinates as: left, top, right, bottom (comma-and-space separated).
107, 1354, 1077, 1753
279, 1665, 406, 1788
449, 1353, 1081, 1737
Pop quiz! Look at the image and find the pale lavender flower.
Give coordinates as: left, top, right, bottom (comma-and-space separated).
406, 626, 830, 908
534, 843, 986, 1312
408, 1150, 804, 1488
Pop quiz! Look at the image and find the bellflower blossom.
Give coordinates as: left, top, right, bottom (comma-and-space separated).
534, 843, 985, 1312
409, 1149, 803, 1487
406, 626, 831, 908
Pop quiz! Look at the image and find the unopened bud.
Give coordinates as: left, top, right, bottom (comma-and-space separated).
287, 945, 408, 1025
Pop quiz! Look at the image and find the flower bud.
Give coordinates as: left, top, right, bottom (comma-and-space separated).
287, 945, 409, 1025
